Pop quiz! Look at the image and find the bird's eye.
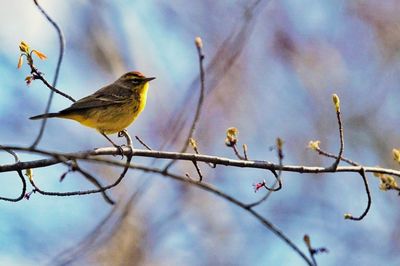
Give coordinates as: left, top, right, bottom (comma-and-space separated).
131, 79, 140, 85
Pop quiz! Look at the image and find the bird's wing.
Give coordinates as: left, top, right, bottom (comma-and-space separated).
59, 84, 133, 113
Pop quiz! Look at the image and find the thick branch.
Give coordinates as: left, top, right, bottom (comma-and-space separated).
1, 146, 400, 178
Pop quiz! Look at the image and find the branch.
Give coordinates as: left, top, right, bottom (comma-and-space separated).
31, 0, 70, 148
329, 94, 344, 170
164, 37, 206, 171
189, 137, 216, 169
303, 235, 328, 266
2, 146, 400, 178
0, 144, 314, 264
23, 131, 133, 200
69, 161, 115, 205
124, 163, 313, 266
135, 136, 152, 150
232, 143, 249, 161
309, 144, 372, 221
0, 146, 26, 202
29, 67, 75, 102
246, 138, 284, 208
314, 147, 358, 166
344, 168, 372, 221
185, 160, 203, 182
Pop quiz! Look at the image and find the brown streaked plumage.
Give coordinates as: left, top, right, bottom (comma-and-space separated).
30, 71, 155, 147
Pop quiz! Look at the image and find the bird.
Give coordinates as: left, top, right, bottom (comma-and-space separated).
30, 71, 155, 150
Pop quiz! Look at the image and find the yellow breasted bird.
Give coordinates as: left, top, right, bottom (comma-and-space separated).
30, 71, 155, 148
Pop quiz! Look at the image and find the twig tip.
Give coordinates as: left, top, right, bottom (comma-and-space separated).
195, 36, 203, 49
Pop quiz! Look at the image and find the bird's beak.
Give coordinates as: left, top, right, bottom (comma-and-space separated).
143, 77, 156, 82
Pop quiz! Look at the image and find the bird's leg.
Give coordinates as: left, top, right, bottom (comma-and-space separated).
117, 129, 133, 150
101, 133, 124, 158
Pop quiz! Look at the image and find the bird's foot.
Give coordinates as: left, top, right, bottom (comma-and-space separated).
113, 144, 125, 159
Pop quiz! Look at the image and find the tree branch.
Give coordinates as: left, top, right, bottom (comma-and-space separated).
31, 0, 69, 148
1, 146, 400, 177
164, 37, 206, 171
344, 168, 372, 221
0, 146, 26, 202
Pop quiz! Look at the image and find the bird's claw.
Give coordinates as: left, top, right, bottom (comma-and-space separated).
113, 145, 125, 159
118, 130, 126, 138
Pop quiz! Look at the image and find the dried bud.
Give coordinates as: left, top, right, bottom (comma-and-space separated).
25, 76, 33, 85
32, 50, 47, 60
19, 41, 30, 53
376, 174, 398, 191
24, 192, 32, 200
314, 247, 329, 254
60, 172, 68, 182
24, 190, 35, 200
393, 149, 400, 163
17, 55, 24, 69
225, 127, 239, 147
332, 94, 340, 112
303, 235, 311, 248
189, 138, 197, 149
276, 138, 283, 150
195, 36, 203, 49
344, 213, 352, 219
243, 144, 248, 155
24, 168, 33, 181
308, 140, 321, 151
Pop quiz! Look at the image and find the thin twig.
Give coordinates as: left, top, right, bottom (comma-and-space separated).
311, 147, 371, 220
308, 250, 318, 266
248, 138, 284, 207
264, 169, 282, 192
135, 136, 152, 150
315, 147, 358, 166
191, 160, 203, 182
0, 146, 26, 202
164, 37, 206, 171
246, 169, 282, 208
329, 108, 344, 170
71, 162, 115, 205
189, 138, 216, 168
304, 235, 318, 266
345, 168, 372, 221
232, 144, 247, 160
243, 144, 249, 160
54, 156, 114, 204
30, 67, 75, 102
31, 0, 69, 148
276, 138, 284, 188
26, 131, 133, 199
246, 182, 276, 208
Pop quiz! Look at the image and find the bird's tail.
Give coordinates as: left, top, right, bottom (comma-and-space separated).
29, 112, 61, 120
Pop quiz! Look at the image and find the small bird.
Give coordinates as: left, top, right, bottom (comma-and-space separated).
30, 71, 155, 149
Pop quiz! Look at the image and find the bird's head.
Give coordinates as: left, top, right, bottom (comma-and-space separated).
118, 71, 156, 91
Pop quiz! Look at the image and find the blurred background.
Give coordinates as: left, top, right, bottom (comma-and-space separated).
1, 0, 400, 265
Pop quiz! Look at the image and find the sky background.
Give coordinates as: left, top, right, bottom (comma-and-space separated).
1, 0, 400, 265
